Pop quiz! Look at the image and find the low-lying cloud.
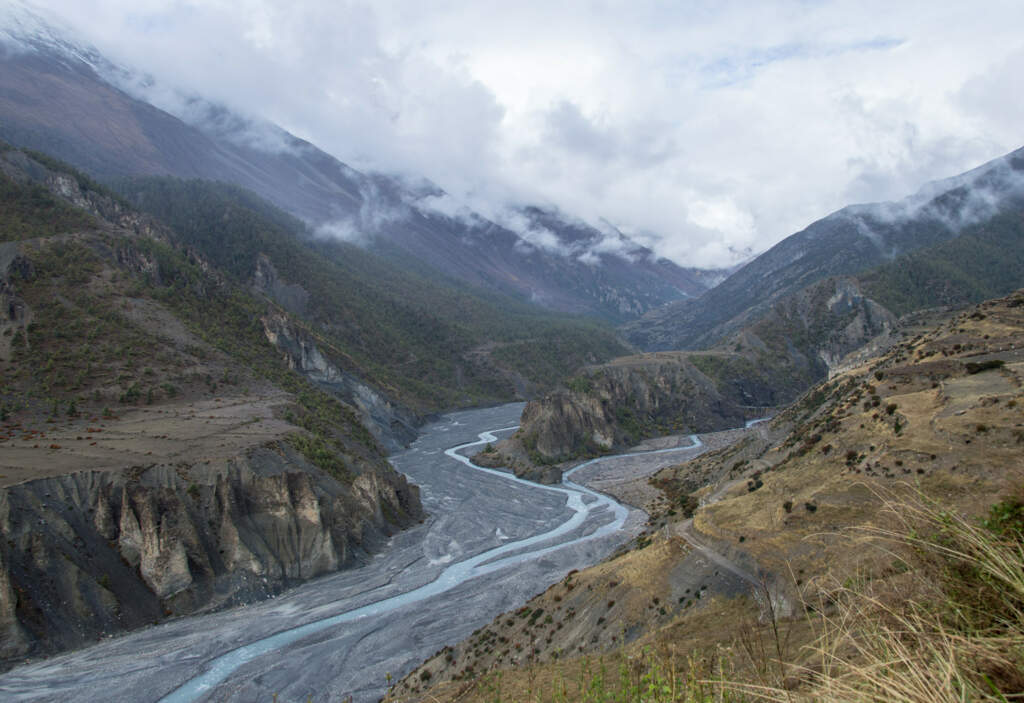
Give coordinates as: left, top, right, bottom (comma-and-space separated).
12, 0, 1024, 267
314, 179, 410, 244
840, 148, 1024, 258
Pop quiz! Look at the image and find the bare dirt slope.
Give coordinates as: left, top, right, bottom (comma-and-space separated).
0, 393, 292, 486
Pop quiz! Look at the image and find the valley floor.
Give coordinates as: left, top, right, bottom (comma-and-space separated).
0, 404, 651, 702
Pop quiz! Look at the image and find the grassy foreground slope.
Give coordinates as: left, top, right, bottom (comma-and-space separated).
389, 289, 1024, 702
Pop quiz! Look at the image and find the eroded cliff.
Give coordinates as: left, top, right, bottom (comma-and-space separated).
262, 312, 420, 451
513, 355, 759, 467
0, 442, 422, 664
0, 147, 427, 667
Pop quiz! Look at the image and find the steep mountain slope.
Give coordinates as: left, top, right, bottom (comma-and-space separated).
390, 289, 1024, 702
109, 176, 631, 420
624, 145, 1024, 350
860, 203, 1024, 315
512, 188, 1024, 468
0, 145, 424, 663
0, 10, 716, 321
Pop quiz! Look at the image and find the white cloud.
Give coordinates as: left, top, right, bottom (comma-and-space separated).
16, 0, 1024, 267
494, 211, 569, 256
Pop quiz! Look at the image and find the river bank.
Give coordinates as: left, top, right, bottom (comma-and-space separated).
0, 404, 645, 702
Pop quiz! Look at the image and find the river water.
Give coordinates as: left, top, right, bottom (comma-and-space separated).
0, 403, 705, 702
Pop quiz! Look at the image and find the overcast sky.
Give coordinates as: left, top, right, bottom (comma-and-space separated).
21, 0, 1024, 267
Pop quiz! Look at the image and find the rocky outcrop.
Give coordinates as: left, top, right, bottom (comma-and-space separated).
0, 443, 422, 665
262, 312, 420, 451
516, 355, 761, 464
252, 253, 310, 316
515, 277, 897, 467
735, 276, 896, 375
470, 442, 564, 485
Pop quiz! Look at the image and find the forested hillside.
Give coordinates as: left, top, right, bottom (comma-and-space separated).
0, 31, 717, 322
114, 177, 632, 412
624, 146, 1024, 352
861, 204, 1024, 314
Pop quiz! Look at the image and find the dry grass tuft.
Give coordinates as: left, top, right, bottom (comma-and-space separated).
740, 493, 1024, 702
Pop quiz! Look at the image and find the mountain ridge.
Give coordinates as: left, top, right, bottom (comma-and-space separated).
0, 144, 428, 663
0, 11, 723, 321
624, 144, 1024, 350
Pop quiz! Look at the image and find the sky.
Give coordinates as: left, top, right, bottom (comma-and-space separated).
17, 0, 1024, 267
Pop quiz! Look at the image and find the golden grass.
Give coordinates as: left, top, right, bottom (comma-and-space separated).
409, 493, 1024, 703
735, 494, 1024, 702
395, 293, 1024, 702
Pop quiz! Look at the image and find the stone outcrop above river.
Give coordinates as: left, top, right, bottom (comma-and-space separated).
514, 355, 758, 464
0, 442, 422, 664
512, 277, 897, 466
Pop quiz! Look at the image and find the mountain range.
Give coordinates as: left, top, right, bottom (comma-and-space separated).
503, 147, 1024, 470
0, 5, 721, 322
623, 145, 1024, 350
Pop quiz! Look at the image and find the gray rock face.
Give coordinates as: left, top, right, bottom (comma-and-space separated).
517, 357, 754, 463
262, 312, 420, 451
812, 278, 897, 372
0, 250, 32, 362
251, 254, 309, 316
734, 276, 897, 376
0, 443, 422, 665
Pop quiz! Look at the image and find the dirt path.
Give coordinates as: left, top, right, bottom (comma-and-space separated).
570, 420, 790, 619
672, 518, 791, 618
